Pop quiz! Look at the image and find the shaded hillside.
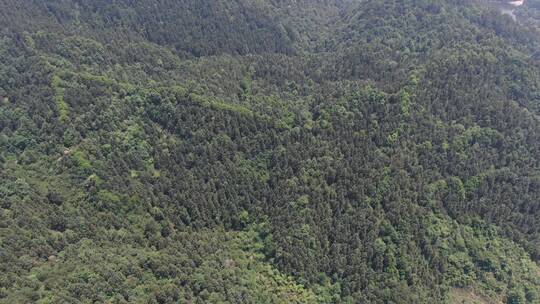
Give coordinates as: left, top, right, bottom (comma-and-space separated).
0, 0, 539, 303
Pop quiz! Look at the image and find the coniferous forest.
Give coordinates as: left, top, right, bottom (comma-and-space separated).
1, 0, 540, 303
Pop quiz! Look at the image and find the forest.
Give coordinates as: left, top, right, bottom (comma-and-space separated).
0, 0, 539, 303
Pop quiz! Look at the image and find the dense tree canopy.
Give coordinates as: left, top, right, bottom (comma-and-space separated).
0, 0, 539, 303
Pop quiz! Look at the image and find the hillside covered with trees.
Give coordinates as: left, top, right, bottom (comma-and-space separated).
0, 0, 539, 303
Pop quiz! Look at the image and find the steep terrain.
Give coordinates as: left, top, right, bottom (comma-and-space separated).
0, 0, 539, 303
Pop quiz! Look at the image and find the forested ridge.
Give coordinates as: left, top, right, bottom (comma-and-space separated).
0, 0, 539, 303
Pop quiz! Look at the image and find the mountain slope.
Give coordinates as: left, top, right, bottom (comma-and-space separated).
0, 0, 539, 303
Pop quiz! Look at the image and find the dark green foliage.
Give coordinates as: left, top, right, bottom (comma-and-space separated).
1, 0, 539, 303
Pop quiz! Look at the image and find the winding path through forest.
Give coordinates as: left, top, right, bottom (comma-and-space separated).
493, 0, 525, 21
